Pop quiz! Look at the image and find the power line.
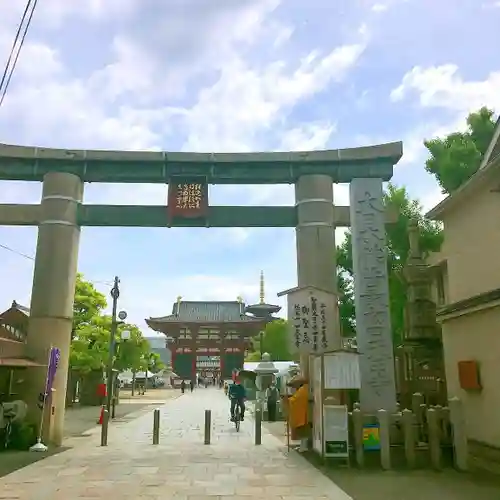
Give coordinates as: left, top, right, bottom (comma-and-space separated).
0, 0, 39, 108
0, 241, 114, 287
0, 242, 34, 261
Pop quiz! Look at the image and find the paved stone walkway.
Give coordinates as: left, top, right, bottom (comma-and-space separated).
0, 388, 352, 499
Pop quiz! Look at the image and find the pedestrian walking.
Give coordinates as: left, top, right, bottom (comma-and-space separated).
266, 382, 279, 422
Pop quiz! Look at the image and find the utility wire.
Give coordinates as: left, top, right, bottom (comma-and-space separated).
0, 241, 114, 287
0, 0, 39, 108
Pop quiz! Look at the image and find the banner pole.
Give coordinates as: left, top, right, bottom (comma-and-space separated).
30, 346, 59, 452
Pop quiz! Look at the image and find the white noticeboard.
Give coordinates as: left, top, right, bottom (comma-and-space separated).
324, 351, 361, 389
323, 405, 349, 458
286, 286, 338, 355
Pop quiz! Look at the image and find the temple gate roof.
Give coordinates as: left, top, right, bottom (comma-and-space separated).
146, 300, 266, 332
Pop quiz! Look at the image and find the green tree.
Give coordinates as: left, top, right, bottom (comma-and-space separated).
147, 352, 166, 374
70, 299, 153, 375
424, 107, 496, 194
337, 184, 443, 344
261, 319, 291, 361
114, 324, 151, 372
338, 271, 355, 337
245, 319, 293, 362
69, 320, 110, 374
73, 273, 107, 332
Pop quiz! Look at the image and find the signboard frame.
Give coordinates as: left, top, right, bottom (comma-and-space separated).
167, 175, 209, 223
278, 285, 340, 355
323, 404, 349, 459
323, 350, 361, 390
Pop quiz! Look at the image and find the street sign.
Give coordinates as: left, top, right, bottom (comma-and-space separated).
118, 310, 127, 320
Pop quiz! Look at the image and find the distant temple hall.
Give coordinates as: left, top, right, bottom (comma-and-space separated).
146, 273, 280, 380
146, 299, 266, 379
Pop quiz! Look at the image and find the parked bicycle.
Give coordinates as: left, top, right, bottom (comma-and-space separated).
233, 401, 242, 432
0, 394, 28, 449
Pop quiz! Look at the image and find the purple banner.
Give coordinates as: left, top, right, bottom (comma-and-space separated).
44, 347, 61, 395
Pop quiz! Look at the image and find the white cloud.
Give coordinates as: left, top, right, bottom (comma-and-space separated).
371, 3, 389, 12
182, 41, 366, 152
279, 122, 337, 151
3, 0, 490, 351
4, 0, 466, 339
390, 65, 500, 113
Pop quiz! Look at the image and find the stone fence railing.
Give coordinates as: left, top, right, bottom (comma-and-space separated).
348, 396, 467, 470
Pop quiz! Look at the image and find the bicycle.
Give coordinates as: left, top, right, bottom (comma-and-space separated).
233, 402, 241, 432
0, 397, 15, 450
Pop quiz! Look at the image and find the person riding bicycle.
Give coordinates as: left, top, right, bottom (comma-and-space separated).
228, 378, 246, 422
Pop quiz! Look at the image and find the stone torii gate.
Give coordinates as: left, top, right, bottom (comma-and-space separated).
0, 141, 402, 444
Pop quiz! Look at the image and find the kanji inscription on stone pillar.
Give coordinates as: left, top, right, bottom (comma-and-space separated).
349, 178, 397, 413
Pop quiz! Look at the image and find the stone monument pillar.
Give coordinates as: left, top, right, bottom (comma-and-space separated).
294, 174, 340, 366
294, 174, 339, 451
26, 172, 83, 445
295, 175, 337, 294
349, 178, 397, 413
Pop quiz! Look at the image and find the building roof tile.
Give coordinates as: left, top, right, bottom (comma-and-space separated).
147, 301, 263, 324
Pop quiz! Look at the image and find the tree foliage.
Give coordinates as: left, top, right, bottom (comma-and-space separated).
70, 274, 158, 375
337, 184, 443, 344
72, 273, 107, 337
338, 271, 355, 337
424, 107, 496, 194
245, 319, 293, 362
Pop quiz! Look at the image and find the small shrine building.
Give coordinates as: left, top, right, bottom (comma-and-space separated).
146, 298, 267, 380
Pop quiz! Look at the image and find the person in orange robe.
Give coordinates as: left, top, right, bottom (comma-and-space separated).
283, 375, 310, 452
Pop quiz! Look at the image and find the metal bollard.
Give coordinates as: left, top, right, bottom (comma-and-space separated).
204, 409, 211, 445
255, 409, 262, 445
152, 408, 160, 445
100, 409, 109, 447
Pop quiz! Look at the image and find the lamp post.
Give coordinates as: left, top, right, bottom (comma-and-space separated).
105, 277, 127, 415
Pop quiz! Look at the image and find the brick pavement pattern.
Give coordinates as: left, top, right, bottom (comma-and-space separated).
0, 388, 353, 499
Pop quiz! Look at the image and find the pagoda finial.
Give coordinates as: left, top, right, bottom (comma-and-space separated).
259, 270, 265, 304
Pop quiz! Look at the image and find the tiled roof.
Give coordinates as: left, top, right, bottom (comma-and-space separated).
147, 301, 263, 324
13, 302, 30, 315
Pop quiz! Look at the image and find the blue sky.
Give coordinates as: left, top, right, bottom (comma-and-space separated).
0, 0, 499, 336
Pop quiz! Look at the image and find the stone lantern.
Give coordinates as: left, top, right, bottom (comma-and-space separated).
254, 352, 278, 414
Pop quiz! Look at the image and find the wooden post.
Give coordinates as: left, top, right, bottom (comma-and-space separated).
412, 393, 424, 442
402, 408, 416, 468
100, 410, 109, 447
440, 406, 450, 442
255, 409, 262, 445
152, 408, 160, 445
412, 392, 424, 417
448, 397, 468, 471
352, 408, 364, 467
204, 410, 211, 445
377, 409, 391, 470
427, 408, 442, 470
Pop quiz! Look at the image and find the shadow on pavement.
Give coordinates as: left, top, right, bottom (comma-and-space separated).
264, 420, 500, 500
0, 392, 177, 478
302, 449, 500, 500
0, 447, 70, 478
